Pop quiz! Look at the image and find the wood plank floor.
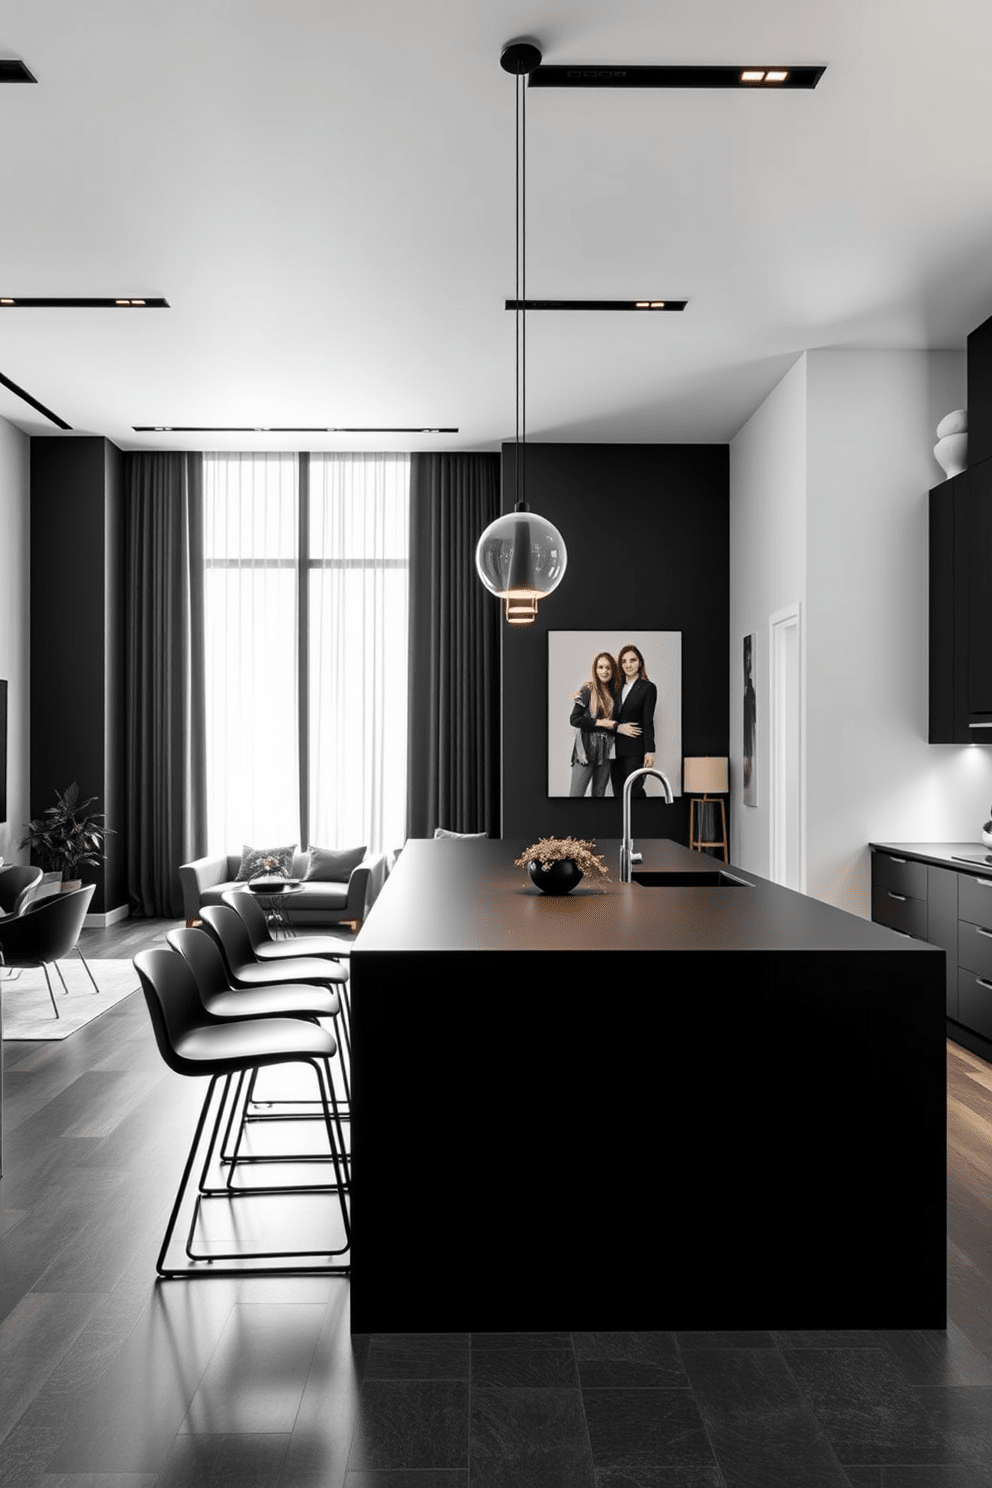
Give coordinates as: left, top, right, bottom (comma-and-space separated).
2, 917, 992, 1487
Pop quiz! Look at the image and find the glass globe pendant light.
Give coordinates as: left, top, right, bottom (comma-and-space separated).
475, 39, 567, 627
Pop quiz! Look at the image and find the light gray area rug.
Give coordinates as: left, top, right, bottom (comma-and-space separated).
1, 958, 139, 1041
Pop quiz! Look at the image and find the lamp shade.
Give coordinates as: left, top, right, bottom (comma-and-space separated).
683, 756, 729, 794
475, 510, 567, 622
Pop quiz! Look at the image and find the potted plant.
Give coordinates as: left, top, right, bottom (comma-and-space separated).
20, 782, 114, 891
514, 836, 612, 895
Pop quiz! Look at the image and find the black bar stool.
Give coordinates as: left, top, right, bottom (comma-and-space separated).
134, 948, 350, 1277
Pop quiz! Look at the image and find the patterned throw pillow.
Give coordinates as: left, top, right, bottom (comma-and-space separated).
235, 844, 297, 882
303, 845, 366, 883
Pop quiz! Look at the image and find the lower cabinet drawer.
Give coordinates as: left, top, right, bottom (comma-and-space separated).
872, 851, 928, 900
958, 919, 992, 980
958, 967, 992, 1040
870, 885, 928, 938
958, 872, 992, 930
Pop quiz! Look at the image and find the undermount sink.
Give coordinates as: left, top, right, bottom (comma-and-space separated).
630, 869, 751, 888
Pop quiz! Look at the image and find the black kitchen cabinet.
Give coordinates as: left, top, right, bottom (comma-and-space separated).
930, 457, 992, 742
967, 313, 992, 468
871, 843, 992, 1050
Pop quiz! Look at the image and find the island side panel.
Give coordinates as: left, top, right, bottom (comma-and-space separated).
350, 945, 945, 1333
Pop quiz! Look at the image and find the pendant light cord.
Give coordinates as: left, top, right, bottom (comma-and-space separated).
514, 65, 527, 513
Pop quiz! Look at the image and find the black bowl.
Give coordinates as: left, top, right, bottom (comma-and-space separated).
527, 858, 584, 895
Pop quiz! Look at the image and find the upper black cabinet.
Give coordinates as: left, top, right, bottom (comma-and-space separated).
930, 457, 992, 742
968, 315, 992, 468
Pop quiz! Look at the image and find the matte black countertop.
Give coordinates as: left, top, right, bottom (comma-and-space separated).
871, 841, 992, 875
355, 837, 938, 955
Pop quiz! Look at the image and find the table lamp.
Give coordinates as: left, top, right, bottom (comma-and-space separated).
684, 756, 729, 861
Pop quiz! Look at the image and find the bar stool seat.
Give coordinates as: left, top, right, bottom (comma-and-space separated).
200, 906, 347, 988
223, 889, 351, 963
166, 925, 351, 1157
166, 926, 341, 1021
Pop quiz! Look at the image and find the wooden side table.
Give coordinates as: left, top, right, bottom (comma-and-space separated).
684, 757, 730, 862
689, 797, 728, 862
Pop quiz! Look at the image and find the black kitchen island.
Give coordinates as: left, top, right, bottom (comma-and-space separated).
350, 838, 946, 1333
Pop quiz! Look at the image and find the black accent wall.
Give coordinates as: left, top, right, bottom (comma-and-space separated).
500, 442, 730, 845
30, 437, 125, 913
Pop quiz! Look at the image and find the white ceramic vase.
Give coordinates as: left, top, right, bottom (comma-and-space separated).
934, 409, 968, 480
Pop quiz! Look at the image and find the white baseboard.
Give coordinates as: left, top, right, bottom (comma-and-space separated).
84, 905, 130, 929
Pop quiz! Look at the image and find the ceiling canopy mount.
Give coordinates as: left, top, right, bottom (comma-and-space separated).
500, 39, 543, 76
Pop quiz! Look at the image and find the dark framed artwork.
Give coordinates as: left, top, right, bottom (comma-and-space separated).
547, 631, 682, 799
0, 679, 6, 823
743, 635, 757, 807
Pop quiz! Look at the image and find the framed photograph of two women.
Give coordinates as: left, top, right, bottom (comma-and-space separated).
547, 631, 683, 799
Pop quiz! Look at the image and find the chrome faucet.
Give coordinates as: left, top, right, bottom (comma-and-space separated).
620, 767, 674, 882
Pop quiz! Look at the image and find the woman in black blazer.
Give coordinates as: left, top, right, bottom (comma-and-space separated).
568, 651, 619, 797
609, 644, 658, 800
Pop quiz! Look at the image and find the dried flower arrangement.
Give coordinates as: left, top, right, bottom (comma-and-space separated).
514, 836, 612, 889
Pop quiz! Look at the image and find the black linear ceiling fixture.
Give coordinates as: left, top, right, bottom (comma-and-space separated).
505, 299, 686, 311
132, 426, 458, 434
0, 370, 71, 429
529, 63, 825, 89
0, 297, 169, 308
0, 60, 37, 83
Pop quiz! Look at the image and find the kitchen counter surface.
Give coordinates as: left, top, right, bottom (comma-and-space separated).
871, 840, 992, 873
356, 836, 937, 955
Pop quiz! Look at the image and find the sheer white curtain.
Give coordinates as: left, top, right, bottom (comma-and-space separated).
202, 453, 300, 854
309, 453, 409, 854
201, 451, 409, 857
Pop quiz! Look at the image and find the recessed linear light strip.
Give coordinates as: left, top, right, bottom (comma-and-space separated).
0, 370, 71, 429
505, 299, 686, 311
133, 426, 458, 434
0, 297, 169, 308
529, 64, 825, 89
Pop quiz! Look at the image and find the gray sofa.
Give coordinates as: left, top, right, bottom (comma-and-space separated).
179, 848, 387, 930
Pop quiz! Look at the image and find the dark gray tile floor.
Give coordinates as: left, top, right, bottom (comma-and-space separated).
2, 920, 992, 1487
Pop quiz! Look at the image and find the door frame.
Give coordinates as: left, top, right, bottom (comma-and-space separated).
769, 601, 804, 892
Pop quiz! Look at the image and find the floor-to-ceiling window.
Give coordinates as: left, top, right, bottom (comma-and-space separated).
202, 451, 409, 855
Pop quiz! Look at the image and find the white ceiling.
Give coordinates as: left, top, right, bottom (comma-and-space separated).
1, 0, 990, 452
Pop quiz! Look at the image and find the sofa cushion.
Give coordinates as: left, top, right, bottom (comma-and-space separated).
290, 881, 349, 912
304, 844, 366, 882
433, 828, 488, 839
235, 843, 298, 881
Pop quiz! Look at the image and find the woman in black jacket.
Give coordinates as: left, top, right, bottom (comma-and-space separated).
609, 644, 657, 801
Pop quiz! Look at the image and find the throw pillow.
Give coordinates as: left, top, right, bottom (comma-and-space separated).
304, 845, 367, 883
235, 843, 297, 882
433, 828, 488, 839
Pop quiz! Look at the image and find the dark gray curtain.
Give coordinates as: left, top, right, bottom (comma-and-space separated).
123, 452, 206, 916
407, 453, 501, 838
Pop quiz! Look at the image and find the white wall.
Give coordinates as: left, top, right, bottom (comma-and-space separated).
804, 348, 992, 915
731, 346, 992, 919
0, 415, 30, 863
728, 353, 807, 879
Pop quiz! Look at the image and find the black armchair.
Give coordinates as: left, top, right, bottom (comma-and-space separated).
0, 884, 97, 1018
0, 865, 43, 917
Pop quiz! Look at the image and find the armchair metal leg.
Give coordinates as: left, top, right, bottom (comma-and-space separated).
72, 944, 103, 995
41, 963, 60, 1019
